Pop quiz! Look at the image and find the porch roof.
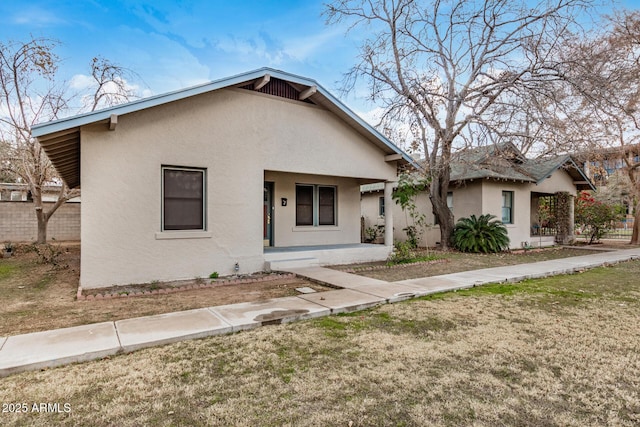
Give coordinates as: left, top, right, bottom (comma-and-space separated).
31, 68, 420, 189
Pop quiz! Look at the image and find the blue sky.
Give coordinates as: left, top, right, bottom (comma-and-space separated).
0, 1, 364, 108
1, 0, 638, 122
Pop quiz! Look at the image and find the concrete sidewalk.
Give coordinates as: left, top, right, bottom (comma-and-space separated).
1, 247, 639, 377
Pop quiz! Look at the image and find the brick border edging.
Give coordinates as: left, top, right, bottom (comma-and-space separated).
340, 258, 449, 273
76, 273, 297, 301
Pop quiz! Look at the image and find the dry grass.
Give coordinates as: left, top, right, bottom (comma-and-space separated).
1, 261, 639, 426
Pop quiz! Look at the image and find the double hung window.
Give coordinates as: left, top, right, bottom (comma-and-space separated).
502, 191, 514, 224
296, 184, 336, 226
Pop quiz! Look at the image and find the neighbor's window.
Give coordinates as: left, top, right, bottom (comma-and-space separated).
296, 184, 337, 226
162, 166, 206, 231
378, 196, 385, 216
502, 191, 514, 224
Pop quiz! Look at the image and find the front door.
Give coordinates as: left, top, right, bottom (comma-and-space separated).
263, 182, 274, 246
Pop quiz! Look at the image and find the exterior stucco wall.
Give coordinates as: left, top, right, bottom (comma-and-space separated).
80, 88, 398, 288
531, 169, 578, 195
362, 169, 578, 249
481, 181, 532, 249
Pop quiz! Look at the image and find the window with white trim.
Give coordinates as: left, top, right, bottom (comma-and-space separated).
162, 166, 206, 231
502, 191, 514, 224
296, 184, 336, 226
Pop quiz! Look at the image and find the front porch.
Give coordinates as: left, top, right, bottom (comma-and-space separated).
529, 191, 575, 247
263, 243, 392, 271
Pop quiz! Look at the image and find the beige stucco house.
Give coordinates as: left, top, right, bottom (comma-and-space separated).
32, 68, 417, 289
362, 143, 594, 249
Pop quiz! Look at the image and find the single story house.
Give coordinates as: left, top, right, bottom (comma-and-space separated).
362, 142, 595, 249
32, 68, 417, 289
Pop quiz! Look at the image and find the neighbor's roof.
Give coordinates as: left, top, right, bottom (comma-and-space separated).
361, 142, 595, 193
450, 142, 595, 191
31, 67, 420, 188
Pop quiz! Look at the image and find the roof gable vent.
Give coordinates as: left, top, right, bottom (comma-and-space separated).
240, 77, 314, 104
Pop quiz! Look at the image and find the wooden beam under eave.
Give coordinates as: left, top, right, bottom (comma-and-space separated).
253, 74, 271, 90
385, 154, 402, 162
109, 114, 118, 131
299, 86, 317, 101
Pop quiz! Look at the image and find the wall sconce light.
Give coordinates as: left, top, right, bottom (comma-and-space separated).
234, 262, 240, 273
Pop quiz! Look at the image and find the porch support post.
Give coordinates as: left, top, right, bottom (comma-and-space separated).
384, 181, 394, 246
555, 192, 575, 245
568, 194, 575, 243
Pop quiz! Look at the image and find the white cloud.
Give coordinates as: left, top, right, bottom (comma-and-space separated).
12, 6, 66, 26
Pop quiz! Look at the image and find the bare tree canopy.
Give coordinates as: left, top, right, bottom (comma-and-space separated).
0, 37, 141, 243
558, 10, 640, 243
326, 0, 597, 248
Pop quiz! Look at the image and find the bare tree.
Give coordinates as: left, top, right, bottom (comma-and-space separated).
84, 56, 141, 111
559, 10, 640, 244
0, 38, 139, 243
326, 0, 596, 248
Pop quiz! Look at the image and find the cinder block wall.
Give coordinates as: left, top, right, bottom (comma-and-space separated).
0, 202, 80, 242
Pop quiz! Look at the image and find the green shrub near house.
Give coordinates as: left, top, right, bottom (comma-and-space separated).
453, 214, 510, 253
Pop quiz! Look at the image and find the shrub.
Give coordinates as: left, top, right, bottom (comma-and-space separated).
27, 243, 65, 268
453, 214, 510, 253
209, 272, 219, 279
574, 191, 624, 244
388, 241, 416, 264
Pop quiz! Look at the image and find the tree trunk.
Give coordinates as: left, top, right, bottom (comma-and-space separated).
430, 167, 455, 249
36, 207, 48, 244
631, 200, 639, 245
32, 184, 73, 244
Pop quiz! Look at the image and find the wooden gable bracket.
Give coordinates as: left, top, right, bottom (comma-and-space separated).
253, 74, 271, 90
109, 114, 118, 131
299, 85, 317, 101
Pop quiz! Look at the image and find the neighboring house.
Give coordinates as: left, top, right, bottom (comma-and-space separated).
580, 143, 640, 187
579, 143, 639, 228
32, 68, 417, 289
362, 142, 594, 249
0, 182, 80, 202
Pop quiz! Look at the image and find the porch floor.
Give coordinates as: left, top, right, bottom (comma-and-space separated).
264, 243, 384, 253
263, 243, 392, 270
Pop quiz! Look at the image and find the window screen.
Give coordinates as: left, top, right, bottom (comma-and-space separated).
296, 185, 314, 226
163, 167, 205, 230
318, 186, 336, 225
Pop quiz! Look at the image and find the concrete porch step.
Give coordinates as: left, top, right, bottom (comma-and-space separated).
267, 257, 320, 270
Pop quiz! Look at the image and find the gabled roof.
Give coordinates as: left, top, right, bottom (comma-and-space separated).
450, 142, 595, 191
31, 67, 419, 188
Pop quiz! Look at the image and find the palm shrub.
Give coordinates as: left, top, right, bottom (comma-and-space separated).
452, 214, 510, 253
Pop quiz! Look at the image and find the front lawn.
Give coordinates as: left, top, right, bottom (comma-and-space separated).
1, 260, 639, 426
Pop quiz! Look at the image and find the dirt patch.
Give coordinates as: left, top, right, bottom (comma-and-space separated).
0, 244, 332, 336
334, 246, 628, 281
